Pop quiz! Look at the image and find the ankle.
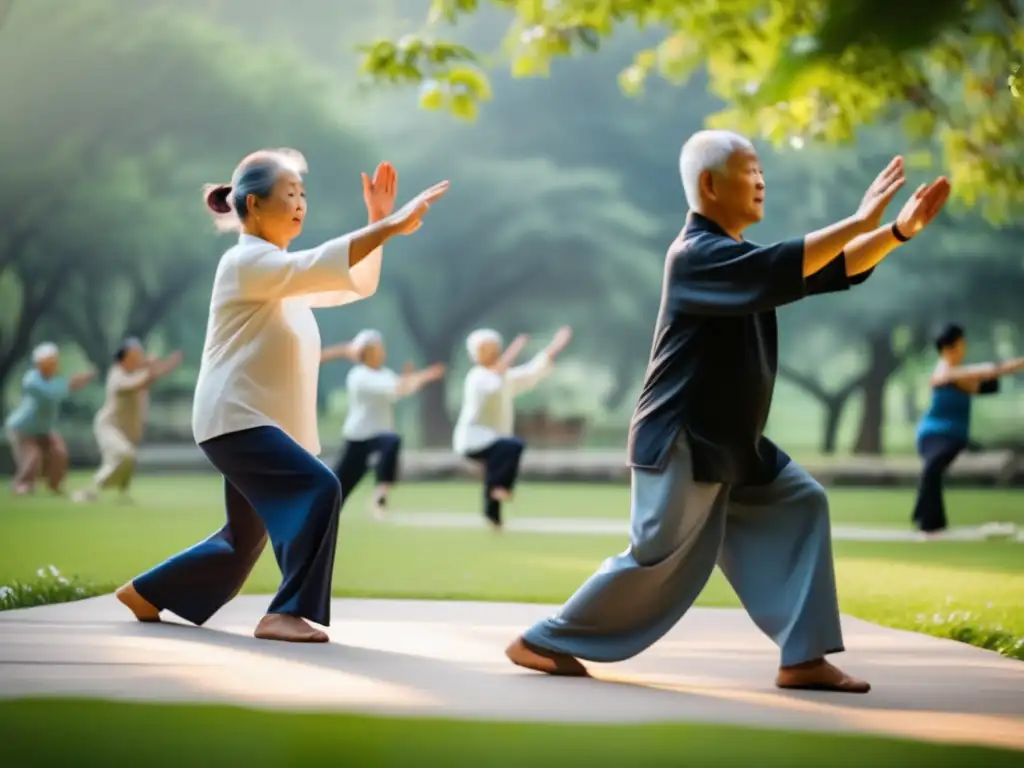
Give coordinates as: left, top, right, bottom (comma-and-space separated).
780, 658, 825, 671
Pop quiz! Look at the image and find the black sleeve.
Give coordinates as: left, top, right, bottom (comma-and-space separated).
978, 379, 1000, 395
668, 235, 807, 316
805, 253, 874, 296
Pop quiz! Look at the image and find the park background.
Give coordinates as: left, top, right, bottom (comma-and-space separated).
0, 2, 1022, 763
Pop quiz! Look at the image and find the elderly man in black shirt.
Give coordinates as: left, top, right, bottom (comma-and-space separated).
506, 129, 950, 693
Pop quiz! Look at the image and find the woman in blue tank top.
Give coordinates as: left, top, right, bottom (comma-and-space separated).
913, 324, 1024, 535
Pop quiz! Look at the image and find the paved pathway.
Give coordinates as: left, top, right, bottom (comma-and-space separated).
1, 596, 1021, 751
380, 511, 1023, 542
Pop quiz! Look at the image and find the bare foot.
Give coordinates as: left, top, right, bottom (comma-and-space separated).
490, 487, 512, 502
253, 613, 329, 643
12, 483, 31, 496
115, 582, 161, 623
776, 659, 870, 693
73, 489, 98, 503
505, 636, 589, 677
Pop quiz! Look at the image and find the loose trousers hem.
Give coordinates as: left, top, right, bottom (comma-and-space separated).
133, 426, 342, 627
523, 439, 844, 668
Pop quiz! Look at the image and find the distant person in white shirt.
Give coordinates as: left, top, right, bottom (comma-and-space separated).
453, 326, 572, 529
322, 329, 444, 518
73, 338, 182, 504
115, 148, 449, 644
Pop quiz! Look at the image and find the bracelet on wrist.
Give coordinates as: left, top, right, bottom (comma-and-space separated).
891, 222, 911, 242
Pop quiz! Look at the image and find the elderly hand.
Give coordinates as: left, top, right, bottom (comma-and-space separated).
548, 326, 573, 356
856, 156, 905, 230
363, 162, 398, 222
895, 177, 951, 239
391, 181, 450, 235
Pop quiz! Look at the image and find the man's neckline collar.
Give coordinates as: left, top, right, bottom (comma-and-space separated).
685, 211, 743, 242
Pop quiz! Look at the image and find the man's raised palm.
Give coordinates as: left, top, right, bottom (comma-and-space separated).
857, 156, 905, 229
895, 177, 951, 238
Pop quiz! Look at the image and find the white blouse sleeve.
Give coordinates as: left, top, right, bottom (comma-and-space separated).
507, 353, 553, 396
234, 237, 378, 305
305, 246, 384, 309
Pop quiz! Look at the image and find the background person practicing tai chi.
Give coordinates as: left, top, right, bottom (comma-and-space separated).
115, 150, 449, 643
506, 130, 950, 692
5, 343, 94, 496
912, 323, 1024, 536
74, 338, 183, 504
321, 328, 445, 518
453, 326, 572, 530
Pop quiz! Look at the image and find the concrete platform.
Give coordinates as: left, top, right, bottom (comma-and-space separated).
0, 596, 1021, 751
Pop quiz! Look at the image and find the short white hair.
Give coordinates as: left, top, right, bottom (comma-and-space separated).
32, 342, 59, 364
679, 130, 755, 211
466, 329, 502, 363
351, 329, 383, 357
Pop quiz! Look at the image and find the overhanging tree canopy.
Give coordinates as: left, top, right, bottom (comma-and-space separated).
356, 0, 1023, 223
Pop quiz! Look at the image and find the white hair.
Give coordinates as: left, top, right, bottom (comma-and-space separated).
32, 342, 59, 364
466, 329, 502, 363
351, 329, 383, 357
679, 130, 755, 211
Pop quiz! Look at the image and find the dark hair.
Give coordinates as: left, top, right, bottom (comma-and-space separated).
934, 323, 965, 352
114, 337, 143, 362
202, 148, 308, 233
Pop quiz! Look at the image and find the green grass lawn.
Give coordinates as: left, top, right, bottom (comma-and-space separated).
2, 475, 1022, 652
2, 699, 1020, 768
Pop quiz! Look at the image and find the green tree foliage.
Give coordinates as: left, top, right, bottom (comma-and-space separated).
357, 0, 1023, 223
0, 0, 375, 415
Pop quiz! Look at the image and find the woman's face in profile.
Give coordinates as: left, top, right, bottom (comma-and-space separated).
252, 170, 307, 246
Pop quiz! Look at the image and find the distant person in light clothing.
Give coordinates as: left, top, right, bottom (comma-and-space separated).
5, 343, 94, 495
73, 338, 183, 504
114, 149, 448, 643
322, 329, 445, 518
453, 326, 572, 529
912, 324, 1024, 536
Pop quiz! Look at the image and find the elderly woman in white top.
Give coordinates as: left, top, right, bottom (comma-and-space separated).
115, 150, 448, 643
321, 329, 444, 517
73, 338, 182, 504
453, 326, 572, 529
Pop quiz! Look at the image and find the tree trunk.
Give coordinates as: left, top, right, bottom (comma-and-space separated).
852, 329, 920, 455
778, 363, 860, 456
820, 395, 847, 455
418, 372, 454, 447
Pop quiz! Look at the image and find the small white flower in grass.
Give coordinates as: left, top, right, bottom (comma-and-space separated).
48, 565, 60, 577
58, 577, 69, 586
36, 568, 45, 578
0, 586, 13, 601
75, 587, 85, 595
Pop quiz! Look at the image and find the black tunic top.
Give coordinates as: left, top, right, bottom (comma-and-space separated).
627, 212, 871, 485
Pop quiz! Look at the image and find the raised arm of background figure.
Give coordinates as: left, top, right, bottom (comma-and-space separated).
396, 363, 446, 397
508, 328, 572, 397
68, 370, 96, 391
492, 334, 530, 376
932, 357, 1024, 392
116, 352, 184, 393
320, 341, 360, 365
